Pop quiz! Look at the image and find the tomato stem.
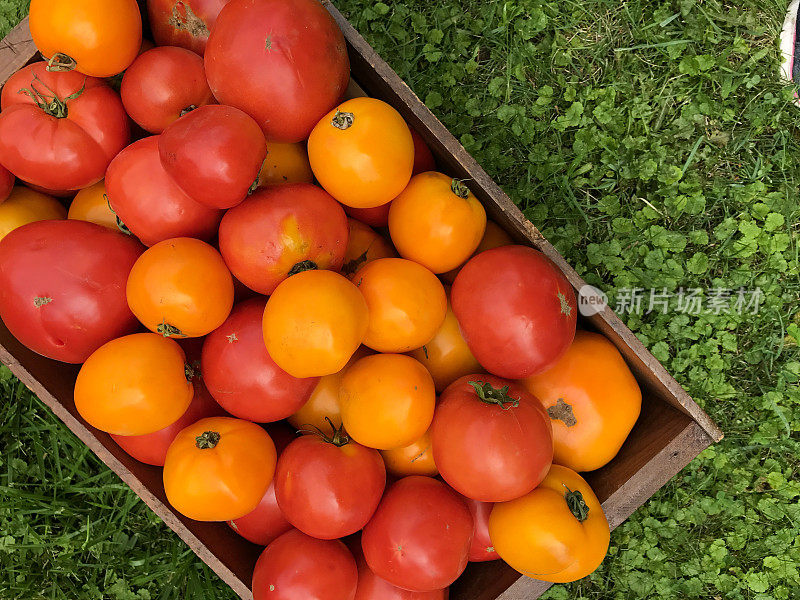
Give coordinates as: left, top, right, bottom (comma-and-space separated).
46, 52, 77, 72
103, 193, 132, 236
157, 321, 186, 338
33, 296, 53, 307
468, 381, 520, 410
288, 260, 318, 276
564, 485, 590, 522
451, 179, 470, 199
18, 74, 86, 119
196, 431, 221, 450
296, 417, 350, 447
331, 110, 354, 130
184, 362, 196, 383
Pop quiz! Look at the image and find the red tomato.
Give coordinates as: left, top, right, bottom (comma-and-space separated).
205, 0, 349, 142
111, 375, 226, 466
431, 375, 552, 502
0, 165, 14, 202
0, 62, 129, 193
105, 136, 222, 246
361, 476, 473, 592
201, 298, 318, 422
148, 0, 230, 56
451, 245, 577, 379
0, 220, 142, 363
455, 494, 498, 562
218, 184, 348, 294
159, 105, 267, 209
121, 46, 214, 134
229, 480, 292, 546
274, 424, 386, 539
344, 130, 436, 228
354, 555, 449, 600
252, 529, 358, 600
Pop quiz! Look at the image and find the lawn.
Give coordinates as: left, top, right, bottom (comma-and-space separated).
1, 0, 799, 598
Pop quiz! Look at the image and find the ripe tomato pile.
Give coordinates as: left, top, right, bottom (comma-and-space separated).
0, 1, 645, 597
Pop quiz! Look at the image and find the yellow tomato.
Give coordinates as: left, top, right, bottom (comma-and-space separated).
380, 427, 438, 477
0, 186, 66, 241
341, 218, 397, 279
441, 220, 514, 284
257, 141, 314, 187
68, 180, 119, 231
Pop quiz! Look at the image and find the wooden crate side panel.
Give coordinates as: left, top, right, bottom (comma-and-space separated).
0, 17, 35, 84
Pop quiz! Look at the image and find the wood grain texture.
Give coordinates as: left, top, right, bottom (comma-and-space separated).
0, 17, 36, 84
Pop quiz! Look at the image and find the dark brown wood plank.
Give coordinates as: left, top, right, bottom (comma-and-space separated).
0, 17, 36, 84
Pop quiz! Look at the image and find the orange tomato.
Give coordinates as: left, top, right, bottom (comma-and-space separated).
489, 464, 609, 582
0, 186, 66, 241
389, 172, 487, 273
67, 180, 119, 231
287, 346, 372, 432
30, 0, 142, 78
409, 299, 482, 392
520, 331, 641, 472
257, 141, 314, 187
441, 220, 514, 284
126, 237, 234, 338
308, 98, 414, 208
353, 258, 447, 353
380, 426, 438, 477
341, 219, 396, 280
263, 270, 369, 378
163, 416, 277, 521
74, 333, 193, 435
339, 353, 435, 450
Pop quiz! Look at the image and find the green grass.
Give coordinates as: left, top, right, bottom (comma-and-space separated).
2, 0, 800, 598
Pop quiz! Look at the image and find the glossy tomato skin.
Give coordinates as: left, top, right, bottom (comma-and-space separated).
489, 465, 610, 582
0, 165, 14, 202
229, 480, 292, 546
121, 46, 214, 134
164, 416, 277, 521
67, 180, 118, 231
202, 298, 318, 422
106, 136, 222, 246
275, 432, 386, 539
380, 427, 438, 478
341, 219, 396, 280
451, 245, 577, 379
0, 186, 66, 242
454, 494, 498, 562
219, 184, 348, 294
520, 330, 642, 472
159, 105, 267, 209
205, 0, 349, 142
0, 220, 142, 363
431, 375, 553, 502
362, 476, 473, 592
111, 376, 226, 466
75, 333, 194, 435
309, 98, 414, 209
0, 63, 129, 193
30, 0, 142, 77
354, 556, 448, 600
148, 0, 229, 56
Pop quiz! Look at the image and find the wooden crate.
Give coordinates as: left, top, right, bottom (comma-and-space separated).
0, 5, 722, 600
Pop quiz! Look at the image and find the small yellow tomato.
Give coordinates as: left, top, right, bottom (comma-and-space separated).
380, 427, 438, 477
0, 186, 66, 241
257, 141, 314, 187
68, 180, 119, 231
341, 218, 397, 279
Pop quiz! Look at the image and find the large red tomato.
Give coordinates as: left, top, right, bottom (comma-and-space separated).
451, 245, 577, 379
111, 375, 226, 466
252, 529, 358, 600
120, 46, 214, 134
0, 220, 142, 363
431, 375, 553, 502
201, 298, 318, 422
361, 476, 473, 592
354, 556, 449, 600
159, 105, 267, 209
105, 136, 223, 246
218, 184, 348, 294
0, 62, 129, 193
274, 424, 386, 539
204, 0, 349, 142
147, 0, 230, 56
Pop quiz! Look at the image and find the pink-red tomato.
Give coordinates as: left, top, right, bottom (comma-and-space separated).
275, 426, 386, 539
454, 493, 498, 562
205, 0, 349, 142
451, 245, 577, 379
148, 0, 230, 56
105, 136, 222, 246
431, 375, 553, 502
0, 165, 14, 202
0, 62, 129, 193
159, 104, 267, 209
229, 480, 292, 546
219, 184, 348, 294
0, 220, 142, 363
121, 46, 214, 134
362, 476, 473, 592
252, 529, 358, 600
111, 375, 226, 466
201, 298, 318, 422
354, 555, 449, 600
